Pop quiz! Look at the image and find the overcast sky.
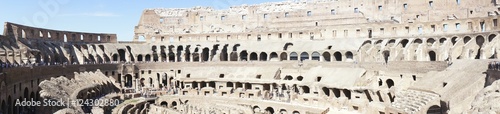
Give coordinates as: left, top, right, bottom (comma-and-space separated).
0, 0, 283, 41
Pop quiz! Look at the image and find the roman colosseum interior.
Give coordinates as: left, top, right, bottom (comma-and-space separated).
1, 0, 500, 114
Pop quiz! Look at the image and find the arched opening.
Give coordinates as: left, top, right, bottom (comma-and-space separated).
429, 51, 436, 61
343, 89, 351, 99
171, 101, 177, 109
311, 52, 320, 61
333, 89, 341, 98
279, 109, 287, 114
280, 52, 287, 61
137, 55, 143, 61
345, 51, 353, 60
1, 100, 5, 114
292, 111, 300, 114
240, 51, 248, 61
145, 54, 151, 61
250, 52, 258, 61
118, 49, 126, 62
64, 34, 68, 42
333, 52, 342, 61
297, 76, 303, 81
284, 75, 293, 80
476, 36, 485, 47
322, 87, 330, 96
24, 87, 29, 99
112, 54, 118, 61
226, 82, 234, 88
230, 52, 238, 61
488, 34, 496, 42
259, 52, 268, 61
427, 38, 435, 46
270, 52, 278, 60
464, 36, 471, 44
220, 45, 228, 61
383, 51, 390, 63
427, 105, 442, 114
177, 45, 184, 62
300, 52, 309, 61
265, 107, 275, 114
323, 52, 331, 62
21, 29, 26, 38
160, 101, 168, 107
386, 79, 394, 88
202, 48, 210, 62
401, 39, 409, 48
253, 106, 261, 113
450, 37, 458, 45
439, 38, 447, 45
125, 74, 133, 88
290, 52, 298, 60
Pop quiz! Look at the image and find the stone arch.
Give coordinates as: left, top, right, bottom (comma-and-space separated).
297, 76, 304, 81
429, 51, 437, 61
386, 79, 394, 88
292, 111, 300, 114
270, 52, 278, 60
1, 100, 5, 114
279, 109, 287, 114
488, 34, 496, 42
230, 52, 238, 61
413, 39, 423, 44
427, 38, 436, 46
171, 101, 177, 108
250, 52, 258, 61
301, 86, 310, 93
112, 54, 118, 61
345, 51, 353, 60
300, 52, 309, 61
265, 107, 275, 114
362, 40, 372, 46
202, 48, 210, 62
427, 105, 442, 114
464, 36, 471, 44
284, 75, 293, 80
177, 45, 184, 62
145, 54, 151, 61
451, 37, 458, 45
279, 52, 287, 61
476, 35, 485, 47
323, 52, 331, 62
290, 52, 298, 60
239, 50, 248, 61
333, 52, 342, 61
333, 88, 341, 98
259, 52, 268, 61
160, 101, 168, 107
311, 52, 320, 61
24, 87, 29, 99
253, 106, 261, 113
125, 74, 133, 87
118, 49, 126, 62
343, 89, 351, 99
383, 51, 390, 63
439, 38, 447, 44
137, 55, 144, 61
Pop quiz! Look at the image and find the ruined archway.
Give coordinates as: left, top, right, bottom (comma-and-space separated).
145, 54, 151, 61
118, 49, 126, 62
137, 55, 143, 61
333, 52, 342, 61
290, 52, 298, 60
488, 34, 496, 42
240, 50, 248, 61
250, 52, 258, 61
345, 51, 353, 61
427, 105, 442, 114
300, 52, 309, 61
125, 74, 133, 88
429, 51, 437, 61
311, 52, 320, 61
386, 79, 394, 88
280, 52, 287, 61
323, 52, 331, 62
259, 52, 268, 61
401, 39, 409, 48
270, 52, 278, 60
464, 36, 471, 44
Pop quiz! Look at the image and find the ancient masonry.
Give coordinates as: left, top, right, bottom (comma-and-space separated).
1, 0, 500, 114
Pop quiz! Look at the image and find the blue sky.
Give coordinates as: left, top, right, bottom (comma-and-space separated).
0, 0, 283, 41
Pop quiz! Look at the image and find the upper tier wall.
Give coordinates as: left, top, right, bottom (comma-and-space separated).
3, 22, 117, 43
134, 0, 500, 43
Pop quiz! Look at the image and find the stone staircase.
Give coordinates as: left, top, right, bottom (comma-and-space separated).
391, 89, 439, 114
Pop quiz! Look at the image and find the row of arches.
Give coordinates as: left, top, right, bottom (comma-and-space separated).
8, 23, 114, 43
1, 87, 39, 114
